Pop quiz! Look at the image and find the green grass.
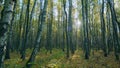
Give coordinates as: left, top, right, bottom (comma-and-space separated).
4, 48, 120, 68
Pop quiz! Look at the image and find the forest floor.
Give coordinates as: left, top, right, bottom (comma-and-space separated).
4, 48, 120, 68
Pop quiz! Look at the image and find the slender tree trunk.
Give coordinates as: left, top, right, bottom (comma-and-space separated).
81, 0, 85, 51
85, 0, 89, 59
107, 0, 120, 60
81, 0, 89, 59
27, 0, 37, 48
46, 0, 53, 53
62, 7, 65, 52
68, 0, 74, 54
21, 0, 30, 60
18, 1, 24, 52
26, 0, 48, 67
106, 3, 112, 54
63, 0, 69, 58
48, 0, 53, 53
100, 0, 107, 57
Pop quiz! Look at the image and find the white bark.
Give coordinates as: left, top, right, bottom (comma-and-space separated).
0, 0, 14, 67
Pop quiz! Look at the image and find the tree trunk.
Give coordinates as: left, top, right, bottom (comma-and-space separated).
100, 0, 107, 57
21, 0, 30, 60
68, 0, 74, 54
0, 0, 15, 67
63, 0, 69, 58
107, 0, 120, 60
5, 0, 17, 60
26, 0, 48, 67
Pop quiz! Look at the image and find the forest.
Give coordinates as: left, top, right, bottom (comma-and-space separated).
0, 0, 120, 68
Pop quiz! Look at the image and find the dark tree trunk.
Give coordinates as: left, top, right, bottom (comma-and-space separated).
107, 0, 120, 60
21, 0, 30, 60
63, 0, 69, 58
26, 0, 48, 67
100, 0, 107, 57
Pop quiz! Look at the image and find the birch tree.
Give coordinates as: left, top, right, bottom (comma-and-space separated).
0, 0, 15, 67
26, 0, 48, 67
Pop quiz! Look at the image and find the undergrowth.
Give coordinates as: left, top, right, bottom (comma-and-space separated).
4, 48, 120, 68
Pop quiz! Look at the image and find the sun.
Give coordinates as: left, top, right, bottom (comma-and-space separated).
74, 19, 81, 29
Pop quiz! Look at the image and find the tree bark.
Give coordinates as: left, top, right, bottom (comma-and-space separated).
107, 0, 120, 60
0, 0, 15, 67
63, 0, 69, 58
21, 0, 30, 60
5, 0, 17, 60
26, 0, 48, 67
100, 0, 107, 57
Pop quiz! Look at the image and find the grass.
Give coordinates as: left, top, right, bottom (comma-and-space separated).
4, 48, 120, 68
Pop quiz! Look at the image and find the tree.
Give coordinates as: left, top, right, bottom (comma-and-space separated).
26, 0, 48, 67
0, 0, 15, 67
81, 0, 90, 59
63, 0, 69, 58
100, 0, 107, 57
107, 0, 120, 60
68, 0, 75, 54
20, 0, 30, 60
46, 0, 53, 53
5, 0, 17, 59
